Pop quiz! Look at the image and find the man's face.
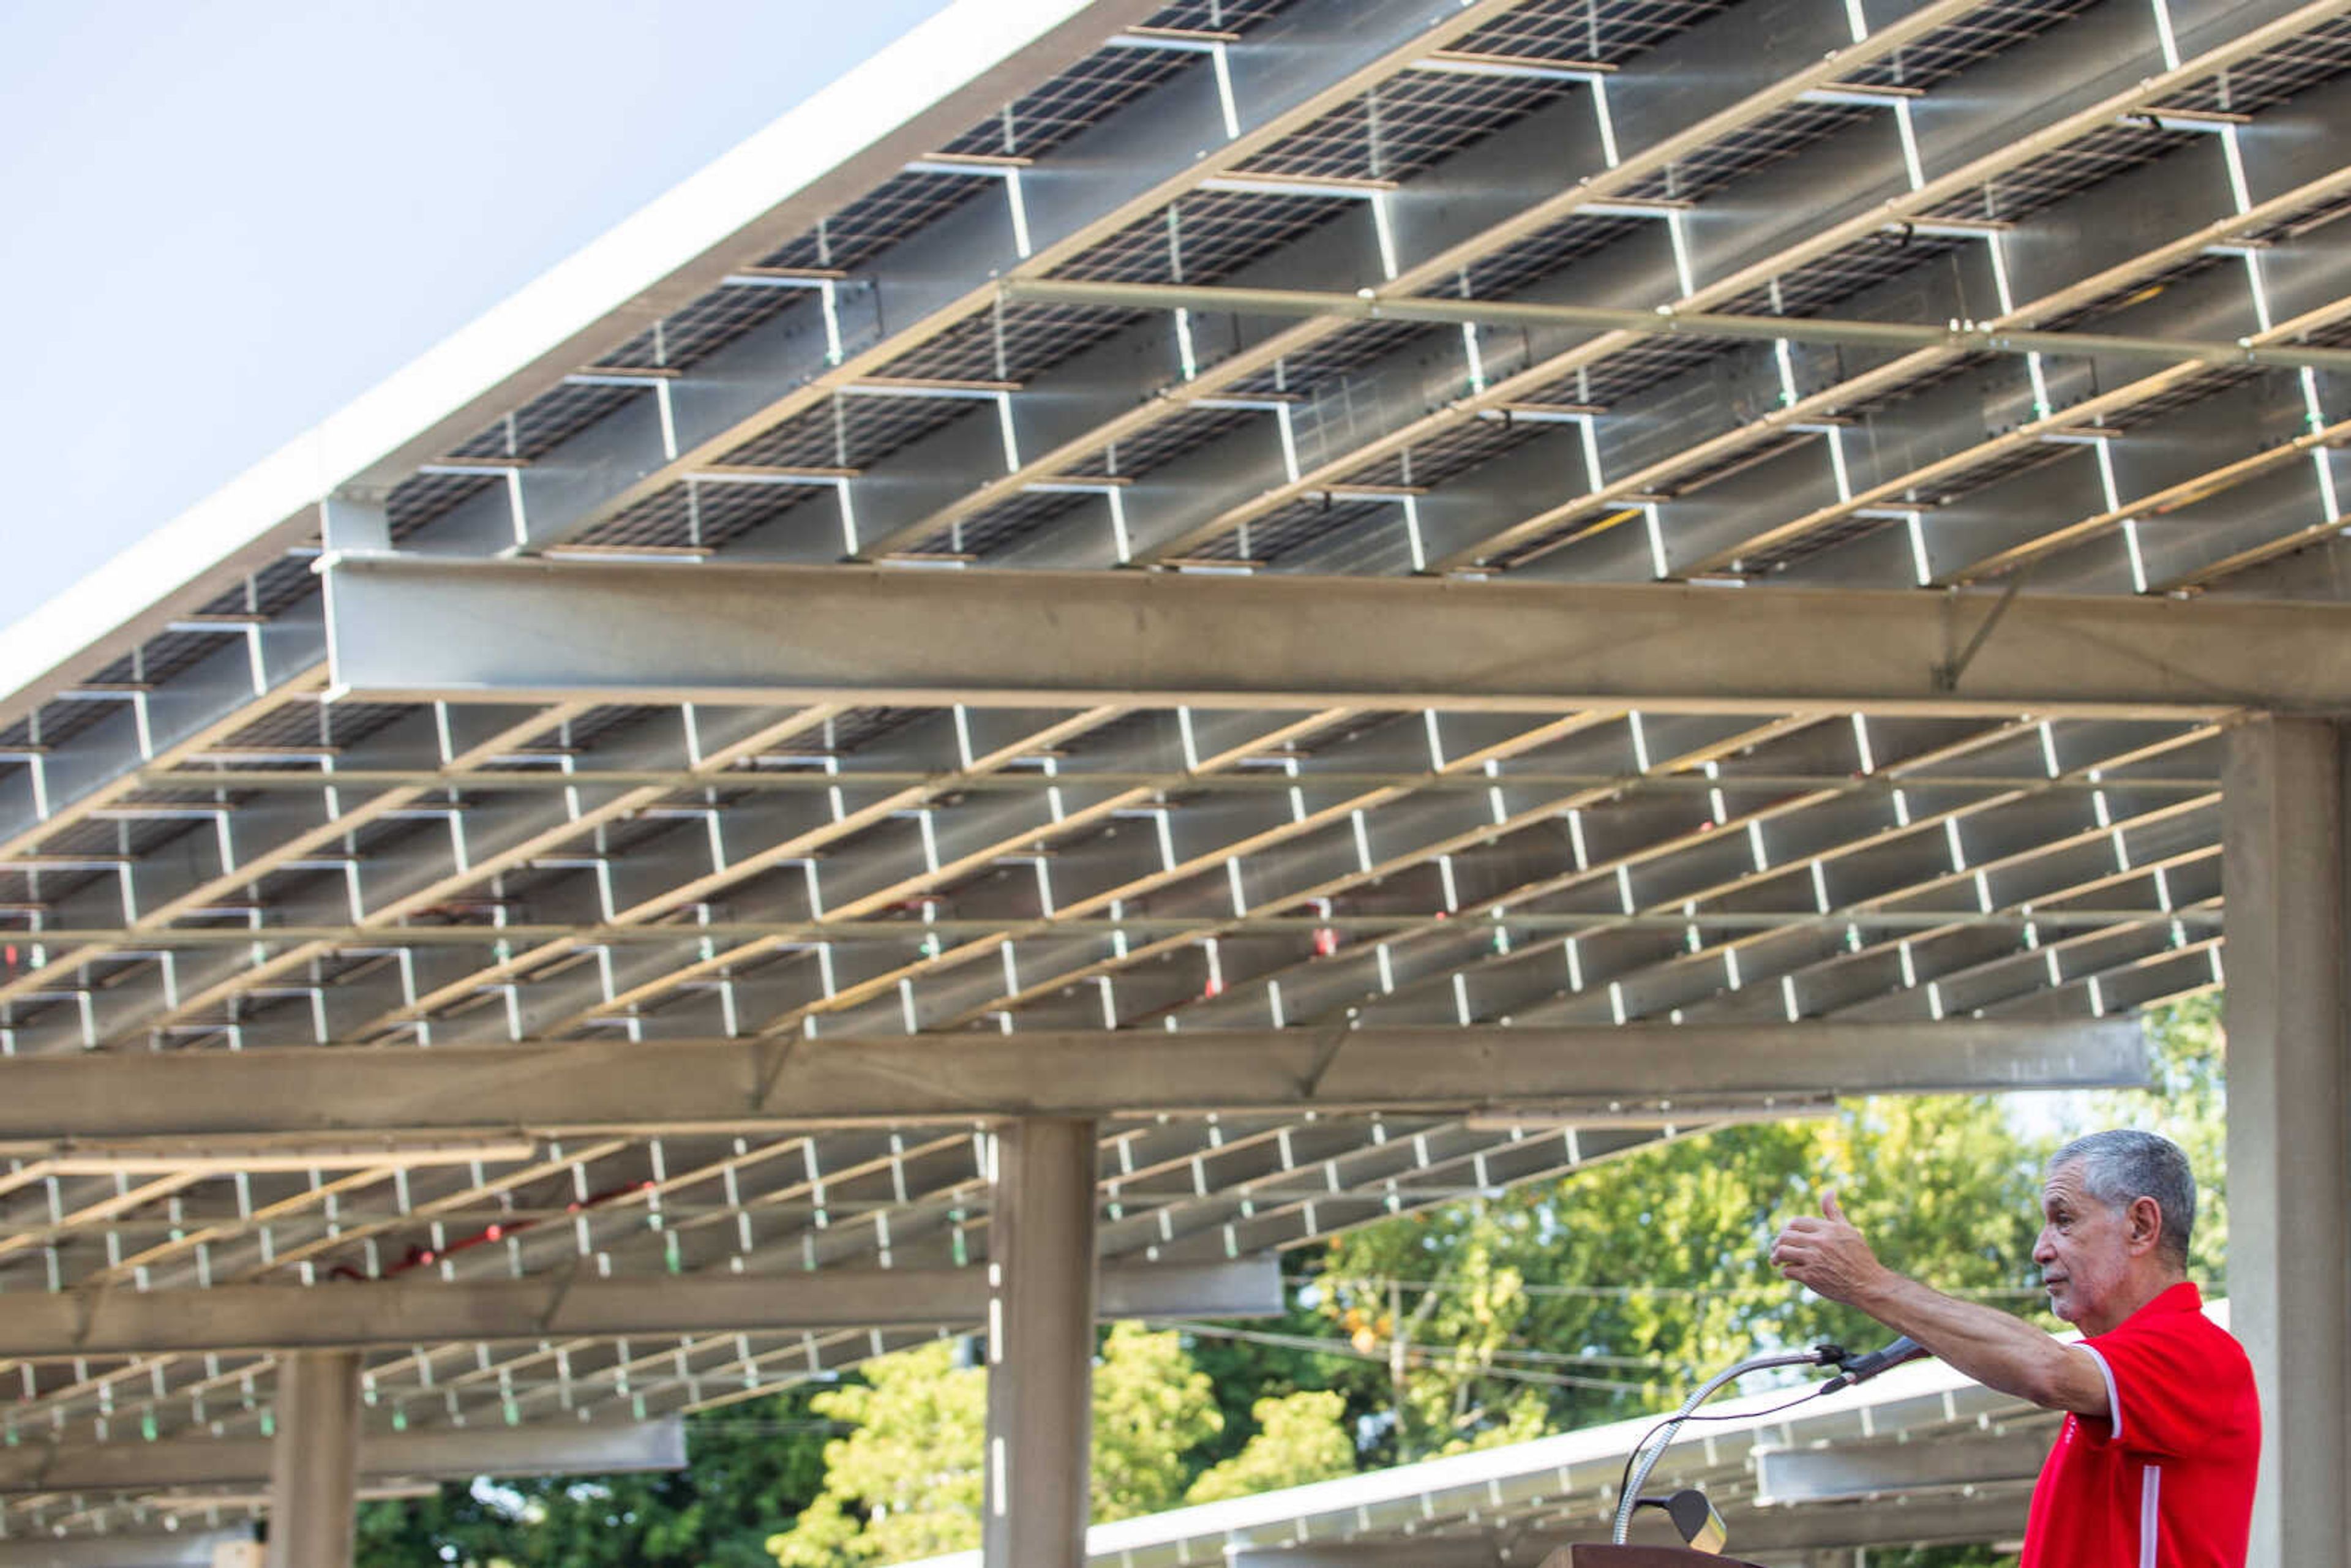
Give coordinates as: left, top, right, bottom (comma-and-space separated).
2033, 1161, 2133, 1331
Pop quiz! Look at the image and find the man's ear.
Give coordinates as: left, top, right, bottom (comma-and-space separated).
2126, 1195, 2164, 1257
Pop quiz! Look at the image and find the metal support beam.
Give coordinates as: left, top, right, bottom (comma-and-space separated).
1076, 723, 2210, 1043
0, 1417, 687, 1496
0, 1259, 1279, 1360
999, 277, 2351, 378
2222, 716, 2351, 1568
1753, 1430, 2052, 1503
1484, 170, 2351, 589
782, 720, 2207, 1048
0, 616, 326, 860
0, 1021, 2148, 1141
402, 0, 1519, 563
0, 907, 2225, 952
851, 0, 1997, 565
0, 1536, 250, 1568
983, 1117, 1097, 1568
321, 556, 2351, 718
994, 0, 2349, 575
263, 1349, 360, 1568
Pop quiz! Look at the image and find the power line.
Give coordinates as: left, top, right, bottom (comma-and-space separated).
1291, 1272, 2050, 1302
1165, 1321, 1674, 1394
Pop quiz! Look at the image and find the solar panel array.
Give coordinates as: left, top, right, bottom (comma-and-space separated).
6, 0, 2341, 1548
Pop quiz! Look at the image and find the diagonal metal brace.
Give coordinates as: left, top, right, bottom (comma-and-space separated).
1934, 570, 2034, 694
1298, 1020, 1357, 1100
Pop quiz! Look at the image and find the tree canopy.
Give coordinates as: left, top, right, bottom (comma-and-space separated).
1183, 1390, 1357, 1503
355, 1387, 831, 1568
1310, 1089, 2053, 1460
764, 1322, 1223, 1566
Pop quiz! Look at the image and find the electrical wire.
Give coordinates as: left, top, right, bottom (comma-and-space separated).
1612, 1383, 1832, 1524
1171, 1319, 1678, 1370
1294, 1272, 2049, 1302
1163, 1320, 1673, 1393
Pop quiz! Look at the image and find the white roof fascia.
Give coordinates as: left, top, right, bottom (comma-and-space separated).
0, 0, 1150, 729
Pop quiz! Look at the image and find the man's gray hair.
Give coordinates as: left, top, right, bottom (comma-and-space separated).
2049, 1129, 2195, 1268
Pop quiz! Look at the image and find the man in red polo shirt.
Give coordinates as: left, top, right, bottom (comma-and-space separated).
1771, 1129, 2259, 1566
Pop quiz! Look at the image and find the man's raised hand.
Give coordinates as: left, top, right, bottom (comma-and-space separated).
1770, 1188, 1891, 1307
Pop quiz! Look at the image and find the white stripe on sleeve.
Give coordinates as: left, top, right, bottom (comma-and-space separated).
2083, 1343, 2124, 1441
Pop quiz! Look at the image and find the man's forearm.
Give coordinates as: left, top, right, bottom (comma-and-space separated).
1848, 1273, 2107, 1417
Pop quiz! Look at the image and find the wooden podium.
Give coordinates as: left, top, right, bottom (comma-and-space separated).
1540, 1550, 1771, 1567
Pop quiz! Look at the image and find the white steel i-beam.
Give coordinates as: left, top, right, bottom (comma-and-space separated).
319, 557, 2351, 720
997, 278, 2351, 379
2221, 718, 2351, 1568
983, 1118, 1098, 1568
264, 1349, 362, 1568
0, 1259, 1281, 1361
0, 1536, 250, 1568
0, 1419, 690, 1496
0, 1021, 2150, 1141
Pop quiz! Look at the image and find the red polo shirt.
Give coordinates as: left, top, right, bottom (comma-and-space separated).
2019, 1283, 2259, 1567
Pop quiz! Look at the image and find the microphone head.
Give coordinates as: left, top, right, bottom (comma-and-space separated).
1823, 1335, 1931, 1391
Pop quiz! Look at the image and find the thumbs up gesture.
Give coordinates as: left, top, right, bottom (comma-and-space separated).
1771, 1188, 1891, 1306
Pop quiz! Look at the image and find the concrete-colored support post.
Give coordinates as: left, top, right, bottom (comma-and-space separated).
265, 1350, 363, 1568
2222, 717, 2351, 1568
981, 1118, 1099, 1568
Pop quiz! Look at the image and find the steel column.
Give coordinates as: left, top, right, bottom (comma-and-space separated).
2222, 716, 2351, 1568
263, 1349, 362, 1568
983, 1117, 1098, 1568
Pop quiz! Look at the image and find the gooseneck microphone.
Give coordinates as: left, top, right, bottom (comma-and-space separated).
1822, 1334, 1932, 1391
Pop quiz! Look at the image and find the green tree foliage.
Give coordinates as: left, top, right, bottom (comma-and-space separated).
765, 1324, 1220, 1565
766, 1342, 986, 1568
1177, 1297, 1376, 1475
1314, 1095, 2055, 1453
1183, 1390, 1357, 1503
1090, 1322, 1225, 1518
1804, 1095, 2052, 1340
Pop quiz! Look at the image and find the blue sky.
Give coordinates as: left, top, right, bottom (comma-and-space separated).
0, 0, 951, 628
